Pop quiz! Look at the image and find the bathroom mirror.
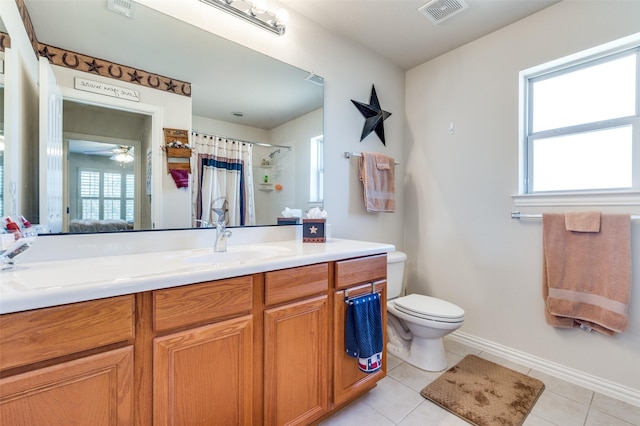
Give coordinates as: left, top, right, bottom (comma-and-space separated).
5, 0, 323, 233
0, 16, 6, 218
0, 71, 4, 219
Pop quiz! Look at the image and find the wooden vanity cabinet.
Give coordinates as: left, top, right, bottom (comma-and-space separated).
332, 254, 388, 406
151, 276, 255, 426
0, 295, 136, 425
263, 263, 330, 426
0, 253, 389, 425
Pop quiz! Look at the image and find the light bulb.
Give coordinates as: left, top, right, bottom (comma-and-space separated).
112, 153, 134, 163
275, 8, 289, 25
251, 0, 267, 15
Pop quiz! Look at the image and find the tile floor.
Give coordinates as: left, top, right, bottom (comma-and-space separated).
320, 338, 640, 426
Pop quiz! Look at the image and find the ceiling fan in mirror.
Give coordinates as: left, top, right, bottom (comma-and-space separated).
83, 145, 134, 163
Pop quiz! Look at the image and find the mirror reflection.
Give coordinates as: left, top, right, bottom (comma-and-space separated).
0, 83, 4, 219
5, 0, 323, 233
1, 16, 5, 218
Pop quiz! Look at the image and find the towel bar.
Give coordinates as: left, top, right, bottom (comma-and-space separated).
344, 151, 400, 165
344, 281, 384, 303
511, 211, 640, 220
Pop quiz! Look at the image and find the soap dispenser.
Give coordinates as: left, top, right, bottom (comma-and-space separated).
5, 217, 22, 241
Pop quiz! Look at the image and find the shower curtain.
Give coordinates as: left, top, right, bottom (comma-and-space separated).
192, 133, 255, 227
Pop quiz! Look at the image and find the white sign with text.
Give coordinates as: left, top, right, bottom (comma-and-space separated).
74, 77, 140, 102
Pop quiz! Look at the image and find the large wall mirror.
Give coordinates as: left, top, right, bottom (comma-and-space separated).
0, 16, 6, 219
2, 0, 323, 234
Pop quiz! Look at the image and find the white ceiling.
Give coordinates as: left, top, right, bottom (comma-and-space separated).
21, 0, 559, 128
283, 0, 560, 70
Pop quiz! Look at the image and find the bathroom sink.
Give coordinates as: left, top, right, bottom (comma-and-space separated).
0, 244, 295, 294
180, 245, 294, 265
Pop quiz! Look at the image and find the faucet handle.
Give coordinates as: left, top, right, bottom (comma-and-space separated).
212, 208, 226, 224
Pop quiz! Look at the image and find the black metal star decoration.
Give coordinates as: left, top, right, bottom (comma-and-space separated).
351, 85, 392, 145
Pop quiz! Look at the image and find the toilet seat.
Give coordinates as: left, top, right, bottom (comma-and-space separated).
392, 294, 464, 323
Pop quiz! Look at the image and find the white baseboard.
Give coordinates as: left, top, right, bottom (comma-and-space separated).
449, 331, 640, 408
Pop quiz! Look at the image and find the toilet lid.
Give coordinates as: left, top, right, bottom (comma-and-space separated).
393, 294, 464, 322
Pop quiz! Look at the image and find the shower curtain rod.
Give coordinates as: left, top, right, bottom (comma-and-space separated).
191, 130, 292, 151
511, 211, 640, 220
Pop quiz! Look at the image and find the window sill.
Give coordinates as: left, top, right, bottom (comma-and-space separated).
512, 190, 640, 207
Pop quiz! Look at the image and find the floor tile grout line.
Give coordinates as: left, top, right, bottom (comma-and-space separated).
365, 375, 421, 425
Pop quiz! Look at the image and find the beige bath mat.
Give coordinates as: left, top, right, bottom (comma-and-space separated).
420, 355, 544, 426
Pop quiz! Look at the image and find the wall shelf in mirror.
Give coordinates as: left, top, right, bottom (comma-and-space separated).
259, 183, 274, 192
164, 128, 192, 173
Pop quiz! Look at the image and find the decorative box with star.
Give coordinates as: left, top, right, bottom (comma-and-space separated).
302, 219, 326, 243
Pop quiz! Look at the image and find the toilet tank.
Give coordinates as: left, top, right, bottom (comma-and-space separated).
386, 251, 407, 299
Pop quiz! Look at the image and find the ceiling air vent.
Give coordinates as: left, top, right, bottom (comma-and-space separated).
305, 73, 324, 87
107, 0, 135, 18
419, 0, 469, 24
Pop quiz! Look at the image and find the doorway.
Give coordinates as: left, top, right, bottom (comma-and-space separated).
62, 101, 152, 232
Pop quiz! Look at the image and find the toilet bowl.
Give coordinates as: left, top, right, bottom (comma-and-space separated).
386, 251, 464, 371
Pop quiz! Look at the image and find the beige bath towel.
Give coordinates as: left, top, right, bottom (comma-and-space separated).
359, 152, 395, 212
542, 213, 631, 335
565, 211, 601, 232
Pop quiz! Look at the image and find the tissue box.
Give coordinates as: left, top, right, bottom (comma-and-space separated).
302, 219, 326, 243
277, 217, 299, 225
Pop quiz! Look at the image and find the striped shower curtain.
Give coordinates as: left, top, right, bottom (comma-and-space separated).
192, 133, 255, 227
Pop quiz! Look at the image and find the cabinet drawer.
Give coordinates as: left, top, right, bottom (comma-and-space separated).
335, 254, 387, 290
153, 276, 253, 332
265, 263, 329, 306
0, 295, 135, 371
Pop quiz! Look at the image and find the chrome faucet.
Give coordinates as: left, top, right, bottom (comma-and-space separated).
194, 218, 232, 252
213, 221, 232, 252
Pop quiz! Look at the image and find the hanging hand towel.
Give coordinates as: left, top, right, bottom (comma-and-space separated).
565, 211, 601, 232
542, 213, 631, 335
170, 169, 190, 188
359, 152, 395, 212
345, 293, 384, 373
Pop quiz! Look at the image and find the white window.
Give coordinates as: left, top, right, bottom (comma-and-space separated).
79, 169, 134, 221
310, 135, 324, 203
519, 35, 640, 201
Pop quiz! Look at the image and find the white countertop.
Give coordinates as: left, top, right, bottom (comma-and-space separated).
0, 238, 394, 314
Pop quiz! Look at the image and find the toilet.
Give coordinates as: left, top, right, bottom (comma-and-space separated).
386, 251, 465, 372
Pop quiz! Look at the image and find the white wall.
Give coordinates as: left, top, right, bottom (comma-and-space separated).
405, 0, 640, 396
192, 115, 270, 144
137, 0, 406, 249
270, 108, 324, 222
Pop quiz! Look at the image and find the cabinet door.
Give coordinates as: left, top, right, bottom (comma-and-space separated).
264, 295, 329, 426
333, 282, 387, 406
153, 315, 253, 426
0, 346, 133, 425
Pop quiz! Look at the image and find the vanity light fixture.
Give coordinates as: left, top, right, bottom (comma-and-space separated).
199, 0, 288, 35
